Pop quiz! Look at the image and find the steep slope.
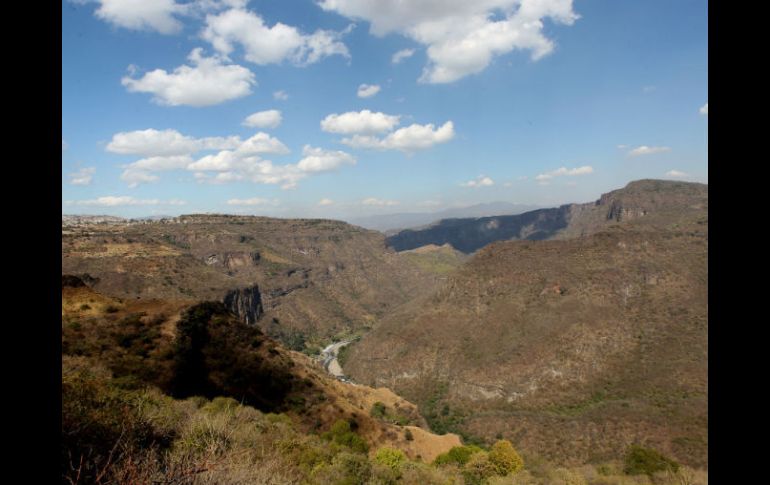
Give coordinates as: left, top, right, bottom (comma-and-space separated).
345, 181, 708, 467
61, 278, 461, 462
386, 180, 708, 253
62, 215, 437, 349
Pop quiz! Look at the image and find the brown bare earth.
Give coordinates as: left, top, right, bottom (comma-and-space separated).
344, 180, 708, 467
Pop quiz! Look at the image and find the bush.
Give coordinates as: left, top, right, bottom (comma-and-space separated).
462, 452, 497, 485
374, 447, 407, 471
623, 445, 679, 476
322, 419, 368, 453
434, 445, 485, 466
405, 428, 414, 441
371, 401, 387, 419
489, 440, 524, 476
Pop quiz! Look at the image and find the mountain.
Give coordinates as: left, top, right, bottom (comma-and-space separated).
343, 180, 708, 467
347, 202, 541, 233
386, 180, 708, 253
62, 215, 441, 351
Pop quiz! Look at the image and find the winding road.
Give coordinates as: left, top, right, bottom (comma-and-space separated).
321, 340, 352, 379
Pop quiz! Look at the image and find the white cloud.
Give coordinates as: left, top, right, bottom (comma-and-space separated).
461, 175, 494, 188
122, 48, 256, 107
62, 139, 68, 152
318, 198, 334, 206
107, 128, 240, 157
111, 129, 289, 187
319, 0, 579, 83
189, 145, 354, 190
69, 167, 96, 186
535, 165, 594, 181
93, 0, 185, 34
627, 146, 671, 157
665, 170, 688, 178
202, 7, 350, 66
121, 169, 160, 188
362, 197, 399, 206
243, 109, 282, 129
642, 85, 656, 93
296, 146, 356, 173
273, 90, 289, 100
341, 121, 455, 152
392, 48, 416, 64
321, 110, 401, 135
235, 132, 290, 155
357, 84, 381, 98
226, 197, 279, 206
699, 103, 708, 116
65, 196, 186, 207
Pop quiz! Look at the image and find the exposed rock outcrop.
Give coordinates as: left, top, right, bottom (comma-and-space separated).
223, 284, 263, 325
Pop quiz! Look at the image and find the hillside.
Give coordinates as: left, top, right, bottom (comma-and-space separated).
62, 215, 438, 350
386, 180, 708, 253
344, 181, 708, 467
61, 278, 461, 462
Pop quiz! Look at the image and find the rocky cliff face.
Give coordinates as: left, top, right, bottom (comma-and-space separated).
223, 285, 264, 325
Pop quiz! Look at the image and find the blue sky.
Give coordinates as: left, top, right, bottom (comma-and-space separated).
62, 0, 708, 219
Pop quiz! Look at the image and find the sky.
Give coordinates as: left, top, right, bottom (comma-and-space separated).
62, 0, 708, 219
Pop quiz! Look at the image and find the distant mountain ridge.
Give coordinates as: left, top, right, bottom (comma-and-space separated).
386, 180, 708, 253
347, 202, 541, 233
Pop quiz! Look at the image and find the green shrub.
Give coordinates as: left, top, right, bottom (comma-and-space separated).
434, 445, 484, 466
405, 428, 414, 441
374, 447, 407, 471
489, 440, 524, 476
623, 445, 679, 476
371, 401, 387, 419
322, 419, 369, 453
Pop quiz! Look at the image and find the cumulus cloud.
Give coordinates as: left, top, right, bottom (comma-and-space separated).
318, 198, 334, 206
273, 90, 289, 100
62, 139, 68, 152
341, 121, 455, 152
69, 167, 96, 186
362, 197, 399, 206
319, 0, 579, 83
392, 48, 416, 64
107, 128, 240, 157
461, 175, 494, 187
627, 146, 671, 157
243, 109, 282, 129
202, 7, 350, 66
189, 144, 354, 190
535, 165, 593, 181
665, 170, 688, 178
65, 196, 186, 207
111, 129, 290, 187
226, 197, 279, 205
92, 0, 185, 34
357, 84, 381, 98
122, 48, 256, 107
296, 146, 356, 173
321, 110, 401, 135
699, 103, 708, 116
